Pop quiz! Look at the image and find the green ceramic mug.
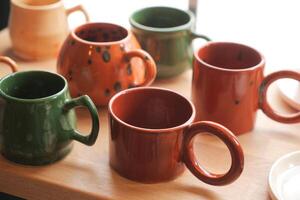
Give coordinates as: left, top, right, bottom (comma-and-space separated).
0, 57, 100, 165
130, 6, 210, 78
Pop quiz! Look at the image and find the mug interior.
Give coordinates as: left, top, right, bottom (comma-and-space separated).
0, 71, 65, 100
131, 7, 191, 28
110, 88, 194, 129
75, 23, 128, 43
198, 42, 263, 70
13, 0, 60, 6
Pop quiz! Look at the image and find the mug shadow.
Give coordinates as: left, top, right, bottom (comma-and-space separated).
2, 48, 22, 61
109, 168, 220, 200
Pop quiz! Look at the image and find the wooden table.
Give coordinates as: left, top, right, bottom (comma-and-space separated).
0, 29, 300, 200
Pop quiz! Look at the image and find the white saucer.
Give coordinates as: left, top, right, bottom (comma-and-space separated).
277, 77, 300, 111
269, 151, 300, 200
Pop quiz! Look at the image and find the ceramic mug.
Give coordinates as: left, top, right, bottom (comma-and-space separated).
57, 22, 157, 106
0, 57, 99, 165
130, 6, 210, 78
192, 42, 300, 135
9, 0, 89, 60
108, 87, 244, 184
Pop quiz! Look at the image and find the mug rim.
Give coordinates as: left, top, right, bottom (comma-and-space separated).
11, 0, 63, 10
194, 41, 266, 72
0, 70, 68, 103
71, 22, 130, 46
129, 6, 194, 33
108, 87, 196, 133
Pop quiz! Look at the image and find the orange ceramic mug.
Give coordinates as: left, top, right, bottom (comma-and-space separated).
57, 23, 157, 106
109, 87, 244, 184
9, 0, 89, 60
192, 42, 300, 135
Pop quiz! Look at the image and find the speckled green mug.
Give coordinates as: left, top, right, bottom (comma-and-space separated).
0, 59, 99, 165
130, 6, 210, 78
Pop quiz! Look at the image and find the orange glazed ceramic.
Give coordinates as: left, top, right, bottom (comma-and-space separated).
192, 42, 300, 135
109, 87, 244, 184
57, 23, 157, 106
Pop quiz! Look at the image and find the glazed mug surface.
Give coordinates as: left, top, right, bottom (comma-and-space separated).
9, 0, 89, 60
192, 41, 300, 135
130, 6, 210, 78
57, 22, 157, 106
108, 87, 244, 184
0, 57, 99, 165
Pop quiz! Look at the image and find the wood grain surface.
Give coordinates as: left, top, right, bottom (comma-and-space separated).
0, 29, 300, 200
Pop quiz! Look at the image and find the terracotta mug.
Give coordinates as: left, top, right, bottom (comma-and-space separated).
192, 41, 300, 135
9, 0, 89, 60
130, 6, 210, 78
0, 56, 99, 165
108, 87, 244, 184
57, 22, 157, 106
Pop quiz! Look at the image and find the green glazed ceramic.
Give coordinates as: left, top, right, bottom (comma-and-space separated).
130, 6, 210, 78
0, 69, 100, 165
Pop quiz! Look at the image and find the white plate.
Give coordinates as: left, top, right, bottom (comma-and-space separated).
277, 77, 300, 111
269, 151, 300, 200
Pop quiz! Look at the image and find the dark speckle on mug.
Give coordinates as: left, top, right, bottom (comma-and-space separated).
104, 89, 110, 97
69, 40, 76, 45
235, 100, 240, 105
127, 64, 132, 75
249, 80, 254, 86
124, 56, 130, 63
102, 51, 110, 63
88, 59, 92, 65
144, 56, 149, 60
96, 46, 101, 53
114, 82, 122, 92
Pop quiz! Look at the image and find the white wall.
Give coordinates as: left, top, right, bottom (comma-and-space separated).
64, 0, 300, 72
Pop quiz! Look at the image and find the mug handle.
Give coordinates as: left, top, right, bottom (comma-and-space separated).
191, 31, 211, 42
183, 121, 244, 186
66, 5, 90, 23
63, 95, 99, 146
259, 70, 300, 123
0, 56, 19, 72
123, 49, 157, 86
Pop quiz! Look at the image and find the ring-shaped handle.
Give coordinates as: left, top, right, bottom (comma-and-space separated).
259, 70, 300, 123
183, 121, 244, 185
123, 49, 157, 87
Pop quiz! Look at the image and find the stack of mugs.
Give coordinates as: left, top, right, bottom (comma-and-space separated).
0, 0, 300, 188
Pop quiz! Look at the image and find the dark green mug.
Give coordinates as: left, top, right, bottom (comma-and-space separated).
130, 6, 210, 78
0, 57, 100, 165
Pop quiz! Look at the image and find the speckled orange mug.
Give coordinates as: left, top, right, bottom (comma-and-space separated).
192, 42, 300, 135
57, 23, 157, 106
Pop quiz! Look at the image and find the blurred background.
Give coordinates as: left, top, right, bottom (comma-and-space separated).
1, 0, 300, 71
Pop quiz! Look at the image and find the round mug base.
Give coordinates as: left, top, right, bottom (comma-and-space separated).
157, 65, 190, 79
110, 162, 185, 184
1, 144, 73, 166
11, 49, 56, 61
